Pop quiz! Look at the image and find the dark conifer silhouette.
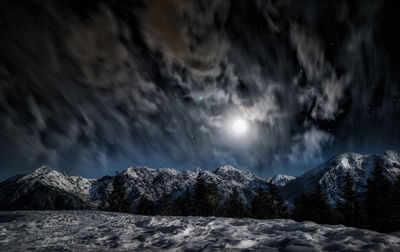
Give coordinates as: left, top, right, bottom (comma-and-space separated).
265, 182, 287, 218
193, 176, 210, 216
206, 180, 221, 216
338, 173, 364, 227
182, 188, 193, 216
172, 196, 184, 216
108, 172, 130, 213
250, 186, 268, 219
159, 189, 172, 216
225, 187, 247, 218
291, 184, 332, 224
390, 175, 400, 231
136, 195, 152, 215
364, 164, 393, 232
172, 187, 193, 216
308, 184, 333, 224
292, 192, 309, 222
54, 195, 66, 210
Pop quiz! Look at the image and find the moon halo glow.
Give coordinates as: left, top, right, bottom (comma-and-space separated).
231, 118, 248, 135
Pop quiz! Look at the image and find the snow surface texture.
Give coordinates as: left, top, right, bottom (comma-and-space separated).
1, 211, 399, 252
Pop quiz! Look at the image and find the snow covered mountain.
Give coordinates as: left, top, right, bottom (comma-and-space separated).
117, 165, 270, 208
1, 150, 399, 211
0, 166, 97, 210
0, 165, 272, 211
282, 150, 400, 206
267, 174, 296, 187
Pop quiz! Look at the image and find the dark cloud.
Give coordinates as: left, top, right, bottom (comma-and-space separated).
0, 0, 399, 179
65, 3, 133, 87
139, 0, 229, 71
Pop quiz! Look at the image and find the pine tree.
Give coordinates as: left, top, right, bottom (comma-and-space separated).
338, 173, 364, 227
266, 182, 287, 218
194, 176, 209, 216
182, 187, 193, 216
136, 195, 152, 215
172, 187, 193, 216
250, 186, 268, 219
292, 185, 333, 224
54, 195, 66, 210
159, 189, 172, 216
292, 192, 309, 222
108, 172, 130, 213
225, 187, 247, 218
308, 184, 333, 224
206, 180, 220, 216
390, 175, 400, 231
364, 163, 393, 232
172, 196, 184, 216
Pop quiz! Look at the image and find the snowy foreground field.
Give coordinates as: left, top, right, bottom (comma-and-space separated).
0, 211, 400, 251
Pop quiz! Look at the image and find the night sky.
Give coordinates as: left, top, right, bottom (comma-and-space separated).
0, 0, 399, 180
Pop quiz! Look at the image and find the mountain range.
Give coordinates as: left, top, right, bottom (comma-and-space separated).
1, 150, 399, 211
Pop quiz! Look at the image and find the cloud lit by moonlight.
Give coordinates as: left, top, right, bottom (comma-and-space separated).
0, 0, 398, 179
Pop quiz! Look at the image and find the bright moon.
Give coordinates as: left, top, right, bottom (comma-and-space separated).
232, 118, 248, 135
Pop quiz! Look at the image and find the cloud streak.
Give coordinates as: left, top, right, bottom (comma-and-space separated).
0, 0, 399, 179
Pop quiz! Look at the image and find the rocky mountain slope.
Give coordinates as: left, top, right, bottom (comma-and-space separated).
1, 150, 399, 211
0, 166, 97, 210
267, 174, 296, 187
0, 165, 271, 211
282, 150, 400, 206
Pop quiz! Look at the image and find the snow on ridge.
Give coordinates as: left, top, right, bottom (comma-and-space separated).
19, 166, 92, 193
125, 166, 154, 177
0, 164, 269, 209
0, 166, 95, 207
213, 165, 256, 181
1, 211, 399, 251
385, 150, 400, 162
3, 150, 399, 211
31, 165, 53, 175
282, 150, 400, 206
267, 174, 296, 187
214, 165, 243, 173
81, 164, 267, 207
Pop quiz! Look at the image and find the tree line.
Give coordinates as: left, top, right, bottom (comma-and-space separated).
106, 164, 400, 233
291, 164, 400, 233
106, 175, 287, 219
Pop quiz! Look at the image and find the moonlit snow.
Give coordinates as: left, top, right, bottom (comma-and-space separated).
1, 211, 399, 251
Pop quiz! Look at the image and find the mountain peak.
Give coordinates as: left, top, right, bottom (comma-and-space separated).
384, 150, 399, 162
213, 165, 241, 175
194, 167, 203, 173
2, 151, 399, 212
125, 166, 151, 173
213, 165, 257, 184
282, 150, 400, 207
267, 174, 296, 187
123, 166, 153, 178
33, 165, 53, 175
